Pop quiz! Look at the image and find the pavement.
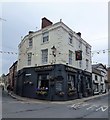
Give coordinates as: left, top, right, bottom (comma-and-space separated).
8, 91, 109, 104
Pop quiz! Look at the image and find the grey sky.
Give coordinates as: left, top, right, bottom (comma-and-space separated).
1, 1, 108, 75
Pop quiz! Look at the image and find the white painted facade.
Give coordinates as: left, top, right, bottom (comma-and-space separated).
92, 73, 101, 93
92, 64, 107, 94
17, 21, 92, 73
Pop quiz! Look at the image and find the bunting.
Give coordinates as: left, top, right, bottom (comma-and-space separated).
0, 49, 109, 56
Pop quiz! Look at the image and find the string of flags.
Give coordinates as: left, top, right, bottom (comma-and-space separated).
0, 49, 110, 56
91, 49, 109, 56
0, 51, 17, 55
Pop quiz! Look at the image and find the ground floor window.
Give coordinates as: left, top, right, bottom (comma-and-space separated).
101, 84, 104, 92
38, 80, 49, 90
85, 77, 92, 95
86, 77, 91, 89
67, 75, 75, 90
67, 74, 76, 96
94, 84, 99, 92
36, 74, 49, 96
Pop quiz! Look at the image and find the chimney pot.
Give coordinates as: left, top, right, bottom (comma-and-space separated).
77, 32, 81, 37
29, 31, 34, 34
60, 19, 62, 22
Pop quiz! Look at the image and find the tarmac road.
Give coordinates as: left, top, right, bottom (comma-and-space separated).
1, 88, 109, 118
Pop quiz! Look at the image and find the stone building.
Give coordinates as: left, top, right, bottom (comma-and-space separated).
16, 17, 92, 101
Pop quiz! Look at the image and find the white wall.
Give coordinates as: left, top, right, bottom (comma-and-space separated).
17, 22, 92, 73
92, 72, 106, 93
92, 73, 100, 83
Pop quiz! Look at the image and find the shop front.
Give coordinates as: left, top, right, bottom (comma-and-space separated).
15, 64, 92, 101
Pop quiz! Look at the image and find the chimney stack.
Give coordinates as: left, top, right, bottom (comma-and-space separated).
41, 17, 53, 29
29, 31, 34, 34
77, 32, 81, 37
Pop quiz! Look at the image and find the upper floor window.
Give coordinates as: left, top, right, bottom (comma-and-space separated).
86, 59, 89, 69
95, 75, 98, 81
69, 50, 73, 65
42, 49, 48, 64
69, 34, 73, 44
27, 52, 32, 65
42, 32, 49, 43
86, 45, 89, 54
29, 38, 33, 48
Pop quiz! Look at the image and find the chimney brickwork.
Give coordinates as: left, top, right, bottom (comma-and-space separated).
41, 17, 53, 29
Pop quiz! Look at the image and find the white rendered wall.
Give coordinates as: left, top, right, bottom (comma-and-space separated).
17, 22, 92, 73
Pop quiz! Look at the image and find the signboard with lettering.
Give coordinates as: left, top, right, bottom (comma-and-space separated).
75, 50, 82, 60
65, 67, 77, 73
35, 65, 54, 71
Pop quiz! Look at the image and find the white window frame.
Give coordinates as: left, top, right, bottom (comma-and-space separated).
69, 50, 73, 65
95, 75, 98, 81
69, 33, 73, 44
42, 32, 49, 43
86, 45, 89, 54
79, 41, 82, 49
68, 74, 75, 89
27, 52, 32, 65
41, 49, 48, 64
29, 38, 33, 48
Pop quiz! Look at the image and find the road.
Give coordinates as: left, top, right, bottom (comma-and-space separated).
1, 87, 109, 118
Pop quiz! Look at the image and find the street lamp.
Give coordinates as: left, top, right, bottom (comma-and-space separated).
51, 46, 56, 57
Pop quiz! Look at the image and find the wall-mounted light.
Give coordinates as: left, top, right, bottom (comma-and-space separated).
51, 46, 56, 51
51, 46, 56, 57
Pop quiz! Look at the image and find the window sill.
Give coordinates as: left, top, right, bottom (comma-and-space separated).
27, 47, 32, 50
41, 41, 49, 45
42, 63, 48, 65
68, 43, 74, 47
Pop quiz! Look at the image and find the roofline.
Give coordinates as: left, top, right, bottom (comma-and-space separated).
9, 61, 18, 69
19, 21, 91, 47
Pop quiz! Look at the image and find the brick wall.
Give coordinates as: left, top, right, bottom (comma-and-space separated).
41, 17, 53, 29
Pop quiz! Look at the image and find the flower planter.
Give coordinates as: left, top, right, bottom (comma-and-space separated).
67, 89, 77, 96
56, 91, 65, 97
36, 90, 48, 96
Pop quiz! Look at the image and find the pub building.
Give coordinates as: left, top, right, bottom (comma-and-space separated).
15, 17, 93, 101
